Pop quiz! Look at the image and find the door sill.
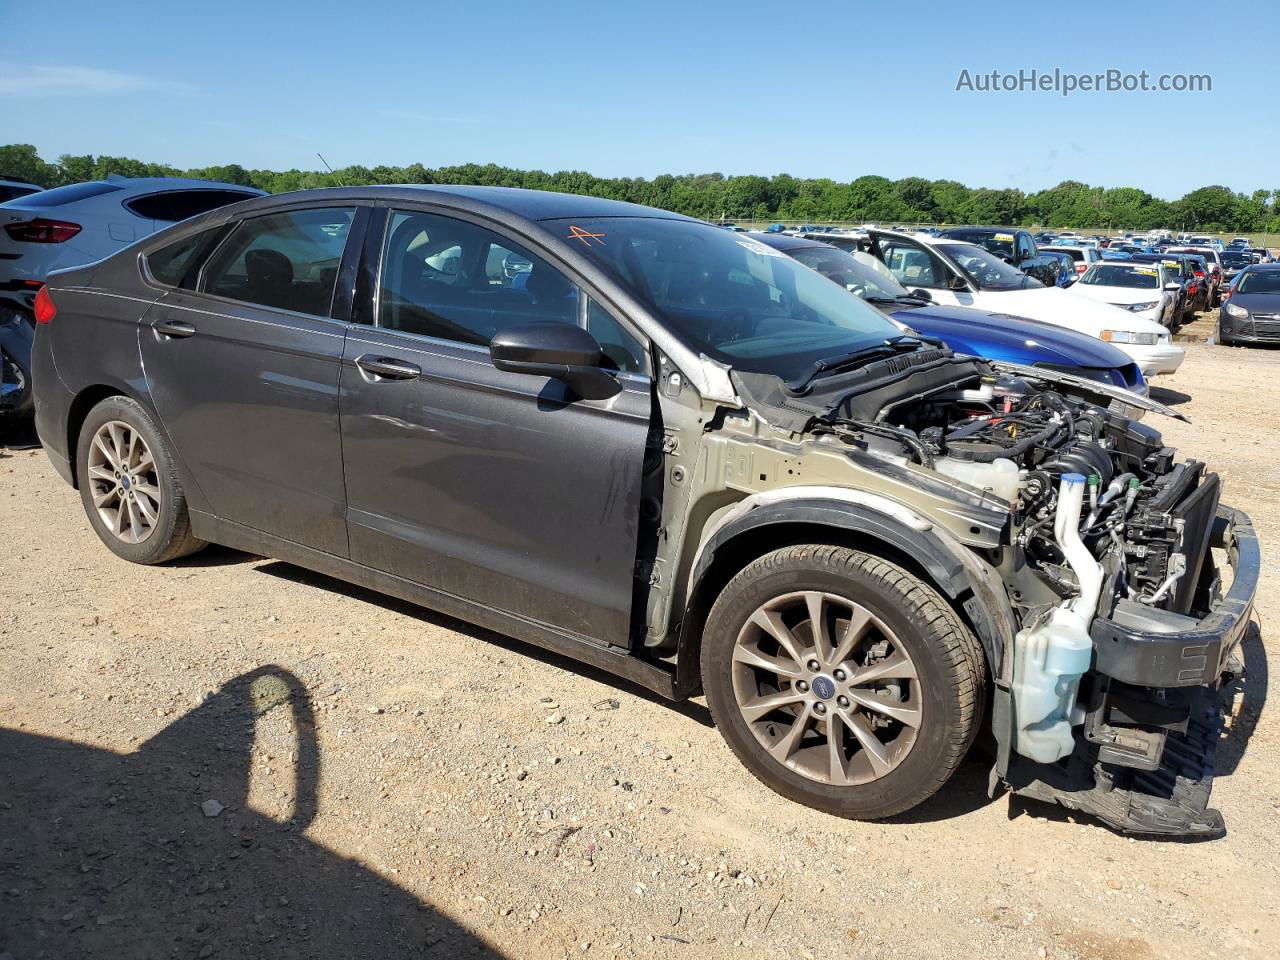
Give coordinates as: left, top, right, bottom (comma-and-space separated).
188, 511, 678, 699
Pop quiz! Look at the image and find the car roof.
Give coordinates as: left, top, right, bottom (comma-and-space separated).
747, 231, 828, 252
938, 225, 1019, 233
235, 184, 697, 223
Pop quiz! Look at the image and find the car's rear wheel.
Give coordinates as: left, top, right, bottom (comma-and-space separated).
701, 545, 986, 820
76, 396, 206, 564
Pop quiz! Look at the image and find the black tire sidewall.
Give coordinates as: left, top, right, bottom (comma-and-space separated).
76, 396, 187, 564
703, 550, 972, 819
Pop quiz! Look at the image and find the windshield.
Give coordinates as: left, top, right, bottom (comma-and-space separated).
941, 229, 1014, 257
1237, 270, 1280, 295
1221, 252, 1251, 267
546, 217, 904, 382
1081, 264, 1159, 288
786, 244, 912, 301
941, 243, 1041, 291
1149, 258, 1187, 277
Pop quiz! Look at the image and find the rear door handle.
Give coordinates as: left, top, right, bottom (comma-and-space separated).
354, 354, 421, 381
151, 318, 197, 339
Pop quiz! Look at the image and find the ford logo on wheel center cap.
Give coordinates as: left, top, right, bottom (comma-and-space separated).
811, 675, 836, 700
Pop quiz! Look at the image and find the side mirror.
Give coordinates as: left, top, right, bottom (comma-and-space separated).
910, 288, 933, 302
490, 322, 604, 379
947, 273, 969, 291
1164, 282, 1182, 291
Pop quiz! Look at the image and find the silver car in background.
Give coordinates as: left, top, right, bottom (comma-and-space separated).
0, 176, 263, 315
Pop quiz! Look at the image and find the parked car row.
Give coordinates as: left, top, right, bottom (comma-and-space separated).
827, 227, 1184, 377
750, 231, 1147, 397
29, 184, 1253, 838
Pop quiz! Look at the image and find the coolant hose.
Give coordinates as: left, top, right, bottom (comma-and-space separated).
1084, 472, 1135, 528
1054, 473, 1105, 620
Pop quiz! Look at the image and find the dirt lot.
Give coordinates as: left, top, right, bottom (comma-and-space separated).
1, 332, 1277, 960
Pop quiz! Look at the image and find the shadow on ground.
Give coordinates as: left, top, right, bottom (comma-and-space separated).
253, 560, 715, 729
1217, 620, 1267, 777
0, 666, 504, 959
0, 418, 38, 450
1148, 385, 1192, 407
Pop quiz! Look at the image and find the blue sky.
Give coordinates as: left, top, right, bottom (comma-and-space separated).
2, 0, 1273, 198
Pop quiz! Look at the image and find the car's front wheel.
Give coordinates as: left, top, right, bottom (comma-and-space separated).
701, 545, 986, 820
75, 395, 206, 564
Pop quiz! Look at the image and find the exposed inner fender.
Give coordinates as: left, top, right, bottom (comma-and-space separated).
678, 486, 1018, 699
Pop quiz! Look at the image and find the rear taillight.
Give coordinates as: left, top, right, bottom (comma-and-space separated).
1075, 263, 1087, 273
33, 286, 55, 324
4, 218, 81, 243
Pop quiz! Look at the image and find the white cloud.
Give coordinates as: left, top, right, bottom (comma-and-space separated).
0, 65, 182, 97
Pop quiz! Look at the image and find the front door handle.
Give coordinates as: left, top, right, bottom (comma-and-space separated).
151, 318, 197, 339
354, 354, 421, 381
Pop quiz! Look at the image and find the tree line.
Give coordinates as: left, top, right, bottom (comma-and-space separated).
3, 142, 1276, 233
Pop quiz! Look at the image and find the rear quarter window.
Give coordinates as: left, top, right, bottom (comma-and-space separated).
145, 228, 223, 287
126, 190, 260, 223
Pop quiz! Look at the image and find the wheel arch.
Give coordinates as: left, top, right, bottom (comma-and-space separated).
62, 382, 203, 515
65, 382, 152, 488
673, 495, 1015, 699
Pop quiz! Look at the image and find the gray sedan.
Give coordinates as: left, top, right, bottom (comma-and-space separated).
1219, 264, 1280, 345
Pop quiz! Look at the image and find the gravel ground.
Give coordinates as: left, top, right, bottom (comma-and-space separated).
0, 328, 1276, 960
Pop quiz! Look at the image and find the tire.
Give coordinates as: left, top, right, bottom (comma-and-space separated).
75, 395, 206, 564
701, 545, 986, 820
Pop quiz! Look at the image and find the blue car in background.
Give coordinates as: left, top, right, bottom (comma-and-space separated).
749, 232, 1146, 395
1042, 250, 1077, 287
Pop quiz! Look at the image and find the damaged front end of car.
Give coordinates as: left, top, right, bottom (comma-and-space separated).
691, 347, 1256, 837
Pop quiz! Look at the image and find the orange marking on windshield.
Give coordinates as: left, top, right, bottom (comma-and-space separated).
567, 225, 606, 246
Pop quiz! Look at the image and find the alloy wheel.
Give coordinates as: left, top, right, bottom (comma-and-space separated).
86, 420, 162, 544
730, 590, 922, 785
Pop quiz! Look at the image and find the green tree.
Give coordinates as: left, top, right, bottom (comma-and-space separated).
3, 144, 1276, 235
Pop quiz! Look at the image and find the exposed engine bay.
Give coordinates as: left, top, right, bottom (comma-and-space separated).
728, 351, 1252, 836
876, 373, 1219, 620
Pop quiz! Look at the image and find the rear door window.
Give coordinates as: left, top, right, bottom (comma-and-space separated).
199, 207, 355, 316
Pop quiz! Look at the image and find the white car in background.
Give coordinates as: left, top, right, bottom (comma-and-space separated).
0, 176, 263, 314
868, 230, 1184, 377
1067, 261, 1181, 328
1040, 244, 1102, 277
